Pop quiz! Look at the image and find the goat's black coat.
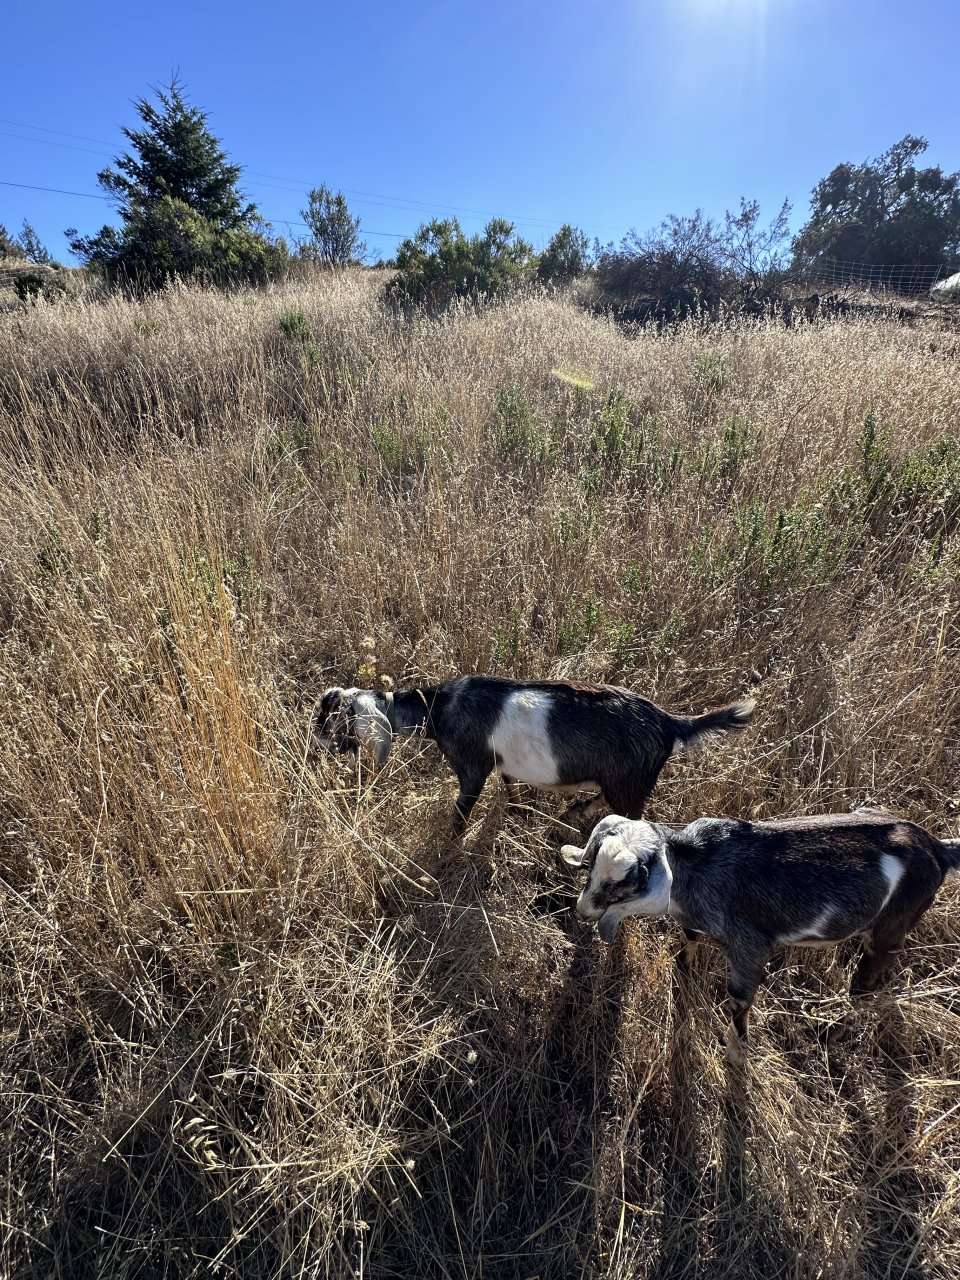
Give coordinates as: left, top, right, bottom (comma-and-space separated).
316, 675, 754, 832
663, 810, 953, 949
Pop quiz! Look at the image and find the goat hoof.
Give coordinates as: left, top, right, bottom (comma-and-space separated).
818, 1018, 846, 1048
723, 1024, 748, 1067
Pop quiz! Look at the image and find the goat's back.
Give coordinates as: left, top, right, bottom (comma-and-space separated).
434, 676, 674, 752
669, 809, 947, 945
434, 676, 739, 758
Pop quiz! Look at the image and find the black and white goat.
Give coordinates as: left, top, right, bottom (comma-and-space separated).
316, 676, 754, 834
562, 808, 960, 1057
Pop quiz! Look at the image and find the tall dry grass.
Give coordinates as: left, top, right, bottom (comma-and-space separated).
1, 271, 959, 1278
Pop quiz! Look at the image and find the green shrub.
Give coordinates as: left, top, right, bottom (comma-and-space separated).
489, 383, 547, 463
387, 218, 535, 310
279, 310, 312, 343
13, 273, 52, 303
298, 186, 365, 267
536, 224, 591, 284
590, 389, 632, 463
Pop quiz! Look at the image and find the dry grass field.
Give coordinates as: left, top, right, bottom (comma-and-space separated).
1, 270, 959, 1279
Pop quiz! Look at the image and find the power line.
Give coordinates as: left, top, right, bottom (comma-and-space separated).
280, 219, 404, 240
0, 117, 114, 146
0, 124, 435, 223
1, 112, 608, 236
0, 178, 109, 200
0, 177, 403, 239
0, 129, 112, 158
0, 162, 546, 243
245, 167, 575, 230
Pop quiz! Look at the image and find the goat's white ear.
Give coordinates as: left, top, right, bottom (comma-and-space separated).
370, 715, 392, 768
355, 704, 393, 768
560, 844, 586, 868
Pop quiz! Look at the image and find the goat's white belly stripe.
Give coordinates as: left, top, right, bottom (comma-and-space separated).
488, 691, 560, 786
879, 853, 905, 910
779, 907, 838, 945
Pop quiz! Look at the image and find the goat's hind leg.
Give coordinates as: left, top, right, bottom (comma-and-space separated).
602, 778, 651, 823
850, 894, 934, 995
675, 928, 700, 977
723, 938, 771, 1064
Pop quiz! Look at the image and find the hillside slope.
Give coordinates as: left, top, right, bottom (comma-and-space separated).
1, 272, 959, 1278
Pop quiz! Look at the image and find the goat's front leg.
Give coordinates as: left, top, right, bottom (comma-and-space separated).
724, 938, 771, 1064
450, 757, 494, 836
675, 928, 701, 977
501, 775, 523, 809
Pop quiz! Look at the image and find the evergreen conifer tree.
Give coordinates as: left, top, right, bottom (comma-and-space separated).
68, 79, 286, 287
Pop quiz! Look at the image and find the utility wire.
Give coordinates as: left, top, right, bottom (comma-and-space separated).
0, 116, 114, 146
1, 113, 610, 235
0, 128, 112, 158
0, 178, 404, 239
0, 178, 109, 200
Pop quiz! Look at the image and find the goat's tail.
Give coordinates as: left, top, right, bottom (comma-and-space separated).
671, 699, 756, 756
939, 837, 960, 874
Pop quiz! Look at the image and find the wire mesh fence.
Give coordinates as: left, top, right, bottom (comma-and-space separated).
800, 258, 960, 296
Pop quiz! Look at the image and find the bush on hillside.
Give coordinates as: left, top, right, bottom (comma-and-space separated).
593, 200, 792, 324
297, 185, 366, 267
387, 217, 536, 309
593, 210, 730, 323
536, 224, 592, 285
12, 269, 66, 304
75, 195, 288, 288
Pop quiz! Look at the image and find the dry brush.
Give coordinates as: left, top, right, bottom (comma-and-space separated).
1, 271, 959, 1278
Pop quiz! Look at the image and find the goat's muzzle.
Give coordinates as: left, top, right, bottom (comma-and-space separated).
597, 910, 622, 944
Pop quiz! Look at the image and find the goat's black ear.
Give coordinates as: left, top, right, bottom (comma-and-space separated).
632, 861, 649, 893
319, 688, 344, 718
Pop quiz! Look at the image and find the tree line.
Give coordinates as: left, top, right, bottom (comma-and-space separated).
3, 80, 959, 311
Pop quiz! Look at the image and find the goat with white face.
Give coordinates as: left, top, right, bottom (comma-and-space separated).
315, 676, 754, 835
562, 808, 960, 1058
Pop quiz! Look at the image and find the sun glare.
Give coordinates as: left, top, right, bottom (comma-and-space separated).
683, 0, 770, 16
660, 0, 778, 102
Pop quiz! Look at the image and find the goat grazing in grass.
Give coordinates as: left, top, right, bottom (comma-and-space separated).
562, 808, 960, 1059
316, 676, 754, 834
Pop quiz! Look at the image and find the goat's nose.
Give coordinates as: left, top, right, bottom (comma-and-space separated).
575, 892, 598, 920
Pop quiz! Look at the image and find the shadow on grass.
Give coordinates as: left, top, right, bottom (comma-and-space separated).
652, 957, 707, 1280
848, 997, 930, 1280
345, 825, 641, 1279
653, 953, 802, 1280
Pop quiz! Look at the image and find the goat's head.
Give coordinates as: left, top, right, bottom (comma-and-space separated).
315, 687, 393, 767
562, 816, 672, 943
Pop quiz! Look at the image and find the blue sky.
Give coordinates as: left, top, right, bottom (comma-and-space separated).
3, 0, 959, 263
